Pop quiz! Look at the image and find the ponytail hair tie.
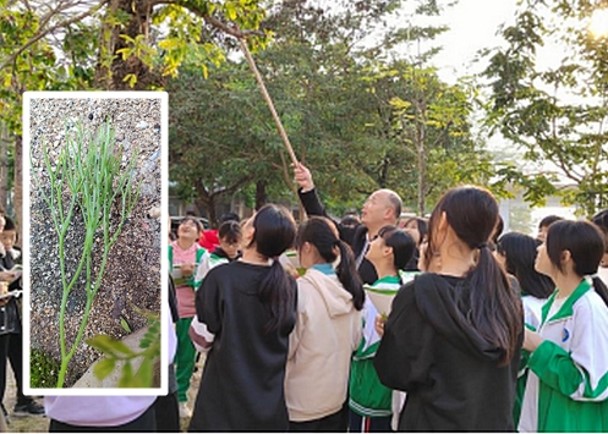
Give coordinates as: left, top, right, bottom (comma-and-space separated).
477, 242, 488, 249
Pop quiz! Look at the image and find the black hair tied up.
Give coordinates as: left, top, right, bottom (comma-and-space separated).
425, 186, 523, 366
296, 217, 364, 310
250, 204, 298, 334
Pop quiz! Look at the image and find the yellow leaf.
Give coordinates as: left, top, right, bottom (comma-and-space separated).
226, 3, 237, 21
122, 73, 137, 88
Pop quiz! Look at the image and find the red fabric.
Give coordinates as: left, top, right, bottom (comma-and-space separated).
198, 229, 219, 251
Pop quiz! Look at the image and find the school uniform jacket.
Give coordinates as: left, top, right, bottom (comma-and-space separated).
518, 279, 608, 432
298, 188, 377, 284
349, 276, 401, 417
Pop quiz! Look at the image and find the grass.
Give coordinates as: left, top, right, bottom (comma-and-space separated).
38, 120, 140, 388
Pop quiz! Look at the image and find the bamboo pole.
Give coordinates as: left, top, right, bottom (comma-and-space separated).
238, 38, 299, 166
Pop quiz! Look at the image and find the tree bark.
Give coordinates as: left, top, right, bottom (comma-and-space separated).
0, 124, 9, 212
14, 135, 22, 242
94, 0, 163, 90
255, 180, 267, 210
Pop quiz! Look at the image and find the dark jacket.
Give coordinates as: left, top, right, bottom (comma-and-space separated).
0, 252, 21, 335
298, 188, 377, 284
374, 273, 521, 431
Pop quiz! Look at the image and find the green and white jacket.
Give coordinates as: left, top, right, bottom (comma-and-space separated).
349, 275, 402, 417
195, 251, 230, 286
519, 278, 608, 432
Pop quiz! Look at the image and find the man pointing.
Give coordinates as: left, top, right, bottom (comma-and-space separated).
294, 162, 402, 284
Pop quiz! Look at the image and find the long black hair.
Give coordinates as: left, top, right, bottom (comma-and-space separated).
424, 186, 523, 365
296, 217, 364, 310
377, 225, 416, 276
248, 204, 297, 334
497, 232, 554, 299
546, 220, 608, 307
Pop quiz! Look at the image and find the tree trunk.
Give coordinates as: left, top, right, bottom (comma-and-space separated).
94, 0, 162, 90
14, 135, 22, 242
0, 124, 8, 211
255, 180, 267, 210
415, 107, 426, 217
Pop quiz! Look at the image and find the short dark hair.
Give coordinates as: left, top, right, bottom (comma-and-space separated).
340, 214, 360, 228
179, 216, 202, 232
538, 215, 563, 229
218, 220, 242, 244
219, 212, 240, 224
546, 220, 605, 276
378, 225, 416, 272
546, 220, 608, 307
3, 216, 16, 231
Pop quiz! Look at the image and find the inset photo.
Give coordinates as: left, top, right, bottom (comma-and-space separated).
23, 92, 168, 395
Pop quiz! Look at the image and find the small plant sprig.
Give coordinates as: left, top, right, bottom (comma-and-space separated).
86, 313, 161, 388
37, 120, 140, 388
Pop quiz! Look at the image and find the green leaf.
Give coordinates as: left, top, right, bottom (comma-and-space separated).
120, 317, 132, 333
87, 335, 136, 357
93, 357, 116, 380
135, 358, 154, 386
118, 361, 134, 387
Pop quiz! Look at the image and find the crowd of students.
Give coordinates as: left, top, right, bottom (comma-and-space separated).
161, 162, 608, 432
2, 160, 607, 432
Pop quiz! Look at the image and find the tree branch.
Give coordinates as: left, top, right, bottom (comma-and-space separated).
0, 0, 109, 71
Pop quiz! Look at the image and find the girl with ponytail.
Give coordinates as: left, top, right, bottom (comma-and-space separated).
284, 216, 364, 431
188, 204, 297, 432
519, 219, 608, 432
374, 186, 523, 431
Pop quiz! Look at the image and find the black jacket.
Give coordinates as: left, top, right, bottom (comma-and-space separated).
298, 188, 377, 284
374, 273, 521, 431
0, 252, 21, 335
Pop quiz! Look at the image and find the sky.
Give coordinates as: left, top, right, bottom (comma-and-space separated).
426, 0, 519, 83
396, 0, 580, 232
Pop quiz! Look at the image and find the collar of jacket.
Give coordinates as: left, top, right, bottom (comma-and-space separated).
540, 278, 592, 326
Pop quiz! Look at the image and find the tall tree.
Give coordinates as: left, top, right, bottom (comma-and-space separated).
483, 0, 608, 216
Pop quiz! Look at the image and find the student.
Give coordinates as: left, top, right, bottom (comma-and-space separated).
0, 216, 44, 419
188, 204, 298, 432
374, 186, 523, 431
195, 220, 242, 281
349, 226, 415, 432
519, 220, 608, 432
284, 217, 364, 431
495, 232, 554, 426
168, 217, 207, 418
399, 217, 428, 271
536, 215, 563, 242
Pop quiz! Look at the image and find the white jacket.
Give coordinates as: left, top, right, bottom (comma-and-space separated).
285, 267, 362, 422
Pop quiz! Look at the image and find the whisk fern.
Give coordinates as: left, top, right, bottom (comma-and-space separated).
37, 120, 140, 388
